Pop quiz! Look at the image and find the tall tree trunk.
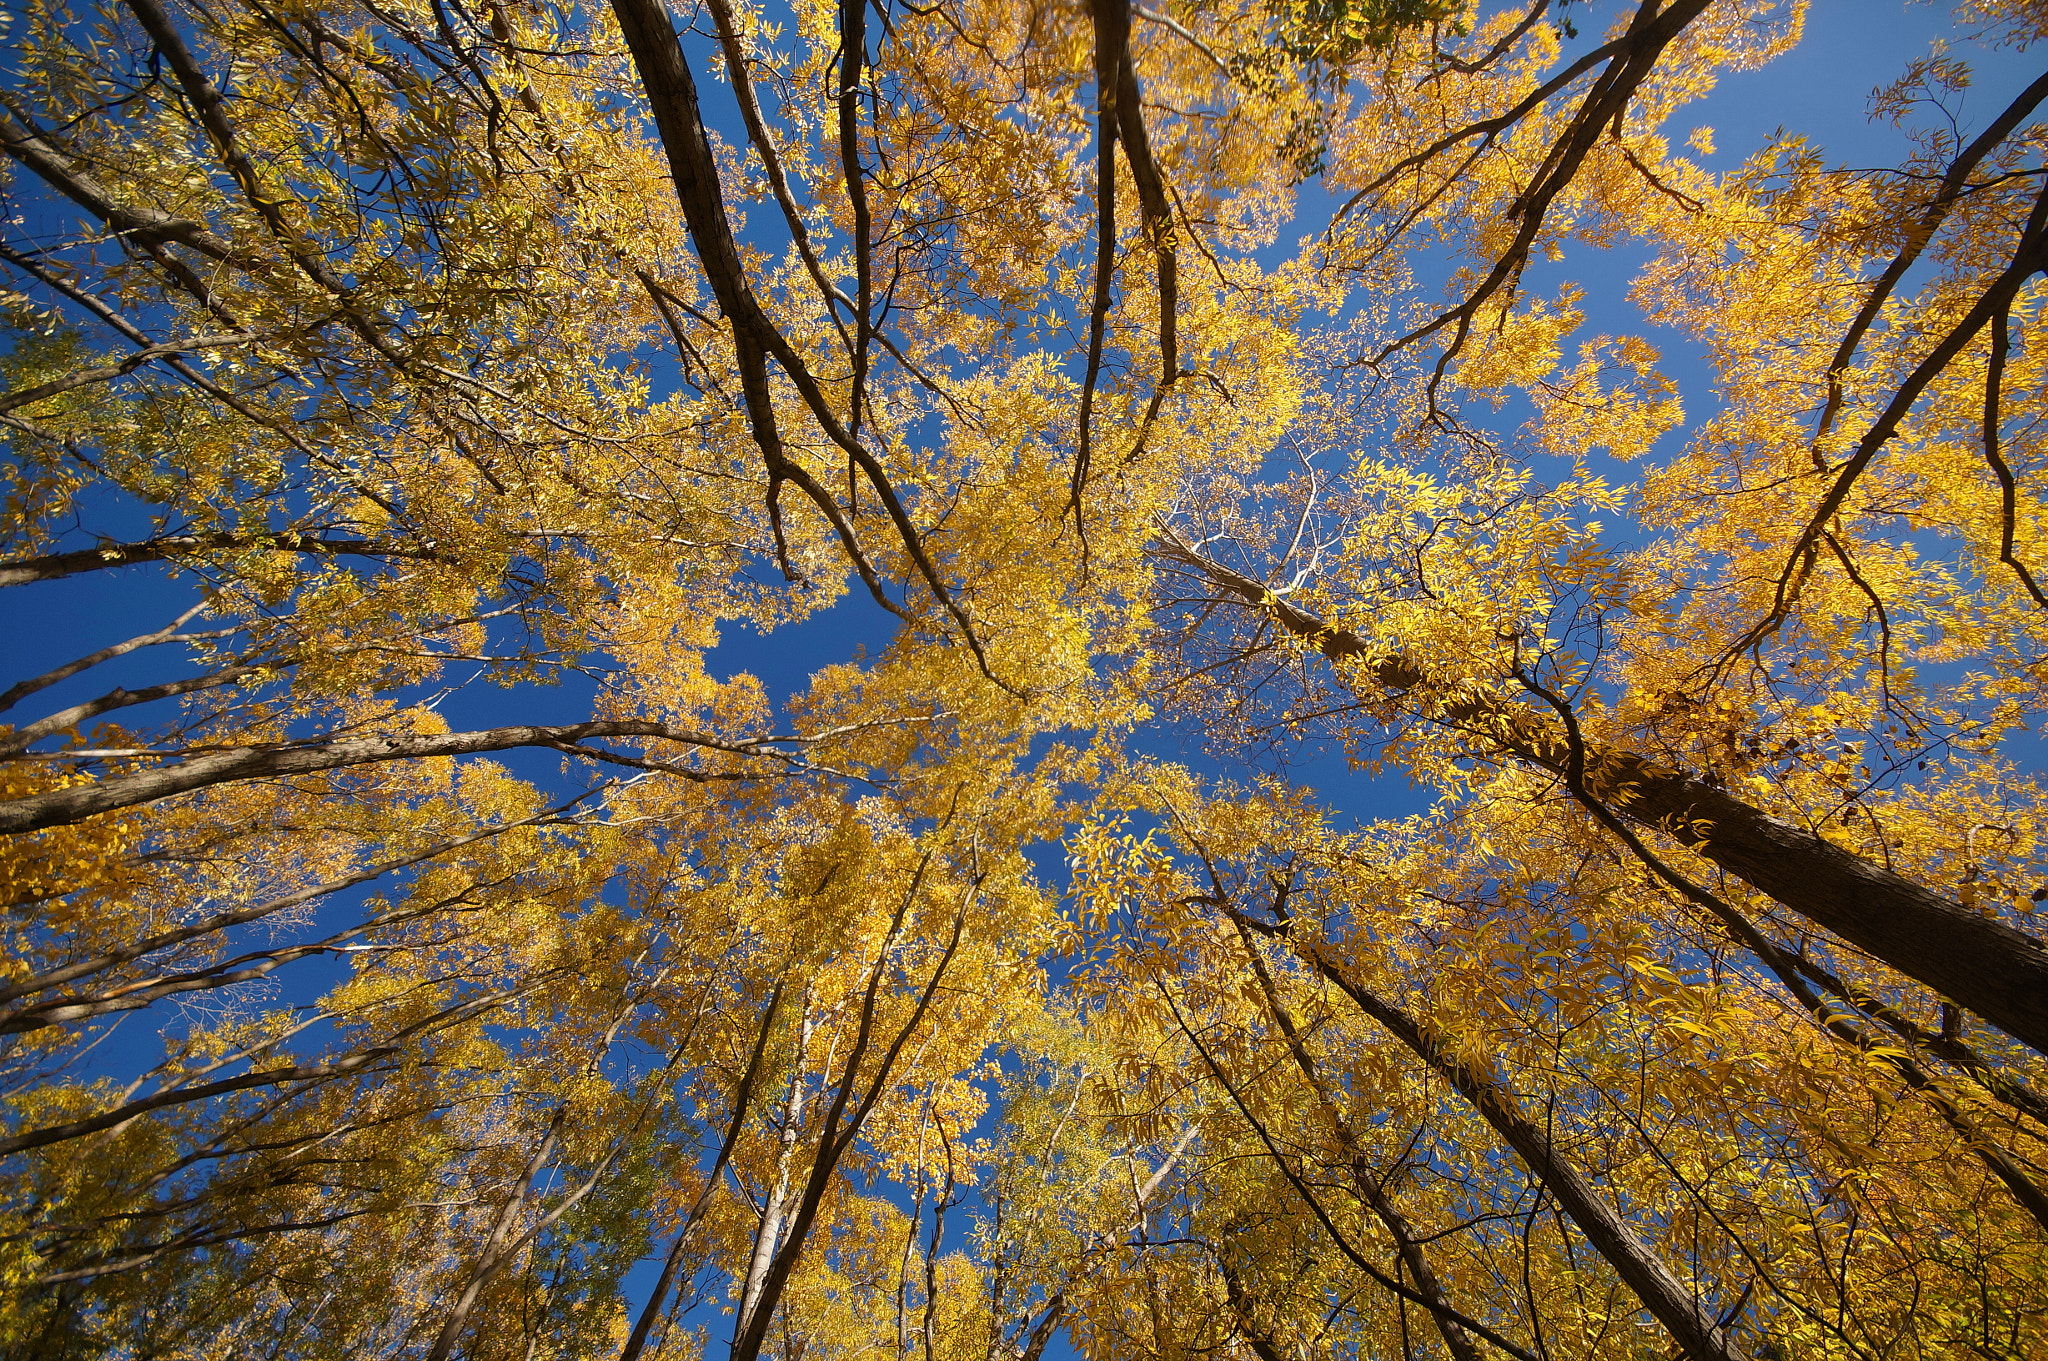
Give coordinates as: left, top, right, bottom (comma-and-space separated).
424, 1109, 567, 1361
1237, 915, 1742, 1361
736, 993, 816, 1344
1231, 920, 1485, 1361
1159, 524, 2048, 1056
620, 979, 785, 1361
730, 887, 969, 1361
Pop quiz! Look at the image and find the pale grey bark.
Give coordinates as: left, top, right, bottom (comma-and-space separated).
735, 994, 817, 1342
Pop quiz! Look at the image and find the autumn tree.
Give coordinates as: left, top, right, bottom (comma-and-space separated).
1116, 0, 2048, 1354
4, 0, 2048, 1357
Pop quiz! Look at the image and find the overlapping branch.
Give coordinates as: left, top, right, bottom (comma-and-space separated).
0, 533, 445, 588
1152, 517, 2048, 1056
608, 0, 1011, 688
1340, 0, 1712, 409
1733, 175, 2048, 659
1072, 0, 1186, 518
0, 719, 821, 834
1220, 909, 1742, 1361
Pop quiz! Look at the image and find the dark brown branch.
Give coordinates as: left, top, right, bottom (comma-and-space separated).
0, 867, 524, 1034
1153, 520, 2048, 1056
1365, 0, 1711, 407
1329, 13, 1637, 237
0, 720, 789, 835
702, 0, 855, 356
698, 2, 964, 423
1158, 979, 1545, 1361
1215, 1255, 1289, 1361
1782, 950, 2048, 1129
0, 792, 597, 1006
0, 660, 272, 758
837, 0, 875, 449
1510, 665, 2048, 1236
1735, 177, 2048, 658
31, 1207, 383, 1285
1983, 305, 2048, 606
0, 108, 238, 262
1225, 921, 1740, 1361
1230, 916, 1485, 1361
1108, 25, 1189, 478
0, 602, 209, 714
608, 0, 1011, 689
0, 244, 406, 516
1071, 0, 1127, 523
1423, 0, 1549, 83
1119, 50, 1178, 386
0, 1049, 396, 1158
0, 532, 443, 589
124, 0, 408, 364
0, 332, 259, 415
1813, 66, 2048, 446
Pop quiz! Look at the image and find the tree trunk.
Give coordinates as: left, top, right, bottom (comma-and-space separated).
619, 980, 784, 1361
735, 997, 816, 1343
1160, 525, 2048, 1056
1232, 919, 1485, 1361
0, 533, 437, 587
0, 719, 770, 834
1250, 918, 1742, 1361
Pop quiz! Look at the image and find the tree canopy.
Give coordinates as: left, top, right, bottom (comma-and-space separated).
3, 0, 2047, 1357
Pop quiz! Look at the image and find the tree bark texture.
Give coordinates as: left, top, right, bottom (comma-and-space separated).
1160, 525, 2048, 1056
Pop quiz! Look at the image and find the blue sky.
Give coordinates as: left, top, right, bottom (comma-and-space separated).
2, 0, 2039, 1353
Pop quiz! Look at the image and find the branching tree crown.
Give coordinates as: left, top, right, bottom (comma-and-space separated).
3, 0, 2046, 1357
